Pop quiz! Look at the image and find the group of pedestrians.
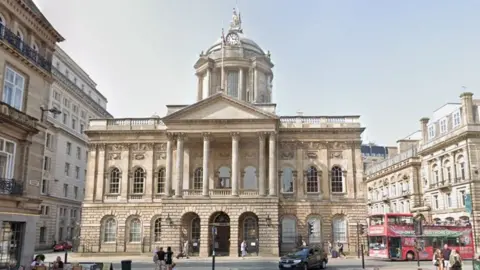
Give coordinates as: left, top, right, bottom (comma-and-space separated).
433, 244, 463, 270
153, 246, 176, 270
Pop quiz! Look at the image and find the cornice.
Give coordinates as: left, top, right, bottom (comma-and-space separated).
417, 132, 475, 156
279, 127, 366, 134
365, 158, 421, 181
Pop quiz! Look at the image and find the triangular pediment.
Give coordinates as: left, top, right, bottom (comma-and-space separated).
163, 93, 278, 122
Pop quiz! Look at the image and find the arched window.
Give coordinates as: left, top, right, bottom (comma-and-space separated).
282, 168, 294, 193
153, 218, 161, 242
103, 218, 116, 243
432, 164, 439, 184
243, 166, 257, 189
307, 216, 322, 244
444, 160, 452, 183
218, 166, 231, 188
129, 218, 141, 242
109, 168, 120, 194
331, 166, 344, 193
243, 217, 257, 241
457, 155, 466, 180
191, 217, 200, 241
193, 168, 202, 190
132, 168, 145, 194
332, 216, 347, 243
156, 168, 166, 194
306, 166, 318, 193
281, 217, 296, 243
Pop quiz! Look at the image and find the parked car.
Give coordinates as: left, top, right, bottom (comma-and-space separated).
279, 245, 328, 269
53, 241, 72, 252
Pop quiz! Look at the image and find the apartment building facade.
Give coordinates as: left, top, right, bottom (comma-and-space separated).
0, 0, 64, 267
36, 46, 112, 249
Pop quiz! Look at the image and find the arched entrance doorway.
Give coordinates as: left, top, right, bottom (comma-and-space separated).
181, 212, 201, 256
239, 212, 259, 256
209, 212, 230, 256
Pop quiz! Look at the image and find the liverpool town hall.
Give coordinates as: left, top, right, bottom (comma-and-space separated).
80, 10, 366, 257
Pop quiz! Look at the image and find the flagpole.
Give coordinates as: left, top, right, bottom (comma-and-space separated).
221, 28, 225, 92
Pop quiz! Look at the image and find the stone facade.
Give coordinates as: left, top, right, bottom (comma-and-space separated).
35, 45, 112, 250
0, 0, 64, 267
80, 9, 367, 257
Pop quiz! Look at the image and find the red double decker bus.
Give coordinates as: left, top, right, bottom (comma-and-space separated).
367, 213, 474, 260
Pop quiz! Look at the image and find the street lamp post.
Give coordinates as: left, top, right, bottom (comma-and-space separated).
40, 106, 61, 122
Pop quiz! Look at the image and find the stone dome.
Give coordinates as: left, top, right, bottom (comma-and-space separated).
205, 32, 265, 56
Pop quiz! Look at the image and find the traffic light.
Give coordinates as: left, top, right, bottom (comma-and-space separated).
308, 222, 314, 235
358, 224, 365, 235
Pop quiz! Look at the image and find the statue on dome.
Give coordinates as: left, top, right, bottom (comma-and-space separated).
230, 8, 242, 31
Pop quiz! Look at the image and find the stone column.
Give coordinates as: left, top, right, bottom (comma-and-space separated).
231, 132, 240, 196
258, 132, 267, 196
94, 144, 105, 201
202, 133, 210, 196
207, 68, 212, 96
175, 134, 185, 197
84, 144, 97, 202
196, 74, 203, 101
268, 132, 277, 196
165, 134, 174, 197
253, 68, 258, 102
238, 68, 244, 100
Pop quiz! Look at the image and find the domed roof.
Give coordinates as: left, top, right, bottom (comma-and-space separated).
204, 8, 266, 57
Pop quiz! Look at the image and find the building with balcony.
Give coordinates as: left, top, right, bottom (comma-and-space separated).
365, 132, 422, 215
0, 0, 64, 267
415, 92, 479, 226
36, 45, 112, 249
79, 9, 367, 257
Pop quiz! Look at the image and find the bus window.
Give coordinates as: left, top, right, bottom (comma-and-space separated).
369, 236, 387, 250
387, 216, 413, 225
370, 216, 384, 226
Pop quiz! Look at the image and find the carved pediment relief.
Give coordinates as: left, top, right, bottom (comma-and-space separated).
132, 143, 153, 151
134, 153, 145, 160
154, 143, 167, 151
280, 141, 298, 150
244, 151, 256, 159
156, 152, 166, 160
109, 152, 121, 160
329, 141, 348, 150
280, 151, 294, 160
305, 151, 318, 159
330, 151, 343, 159
108, 144, 127, 151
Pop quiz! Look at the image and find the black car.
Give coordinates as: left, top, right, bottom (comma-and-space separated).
279, 246, 328, 269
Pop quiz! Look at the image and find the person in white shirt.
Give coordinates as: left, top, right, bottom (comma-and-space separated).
30, 255, 45, 268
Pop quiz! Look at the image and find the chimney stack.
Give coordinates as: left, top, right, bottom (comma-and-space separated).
419, 117, 430, 143
460, 92, 474, 124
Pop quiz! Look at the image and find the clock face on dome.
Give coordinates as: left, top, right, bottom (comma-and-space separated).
226, 33, 240, 46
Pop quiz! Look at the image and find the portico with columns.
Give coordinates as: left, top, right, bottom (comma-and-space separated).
79, 8, 367, 257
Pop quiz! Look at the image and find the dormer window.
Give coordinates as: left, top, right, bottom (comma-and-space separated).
452, 111, 461, 128
439, 118, 447, 134
428, 125, 436, 139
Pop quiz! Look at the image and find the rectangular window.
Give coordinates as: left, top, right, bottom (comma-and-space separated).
0, 137, 16, 178
72, 104, 78, 113
81, 110, 86, 119
63, 184, 68, 197
41, 179, 48, 195
428, 125, 436, 139
446, 193, 452, 208
433, 195, 439, 209
74, 186, 78, 199
62, 112, 68, 125
39, 227, 46, 243
459, 190, 466, 206
66, 142, 71, 155
65, 163, 70, 176
53, 91, 60, 101
45, 133, 52, 149
43, 156, 51, 172
439, 119, 447, 134
2, 66, 25, 110
226, 71, 239, 97
63, 98, 70, 108
76, 147, 81, 159
453, 111, 461, 127
71, 117, 77, 130
75, 166, 80, 179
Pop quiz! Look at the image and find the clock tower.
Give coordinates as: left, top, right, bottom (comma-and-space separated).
194, 8, 274, 104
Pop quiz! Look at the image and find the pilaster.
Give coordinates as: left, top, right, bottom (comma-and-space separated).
175, 133, 185, 197
84, 144, 97, 202
165, 133, 174, 197
231, 132, 240, 196
268, 132, 277, 196
94, 144, 105, 201
258, 132, 267, 196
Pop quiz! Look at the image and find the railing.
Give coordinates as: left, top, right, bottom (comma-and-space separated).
209, 189, 232, 196
0, 178, 24, 195
128, 194, 143, 200
0, 101, 38, 130
104, 194, 119, 201
0, 24, 52, 72
89, 118, 165, 131
429, 181, 453, 189
365, 147, 418, 175
52, 67, 111, 117
279, 116, 361, 128
183, 189, 202, 196
239, 189, 259, 196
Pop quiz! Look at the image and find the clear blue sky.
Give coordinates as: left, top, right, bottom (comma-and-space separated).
34, 0, 480, 145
